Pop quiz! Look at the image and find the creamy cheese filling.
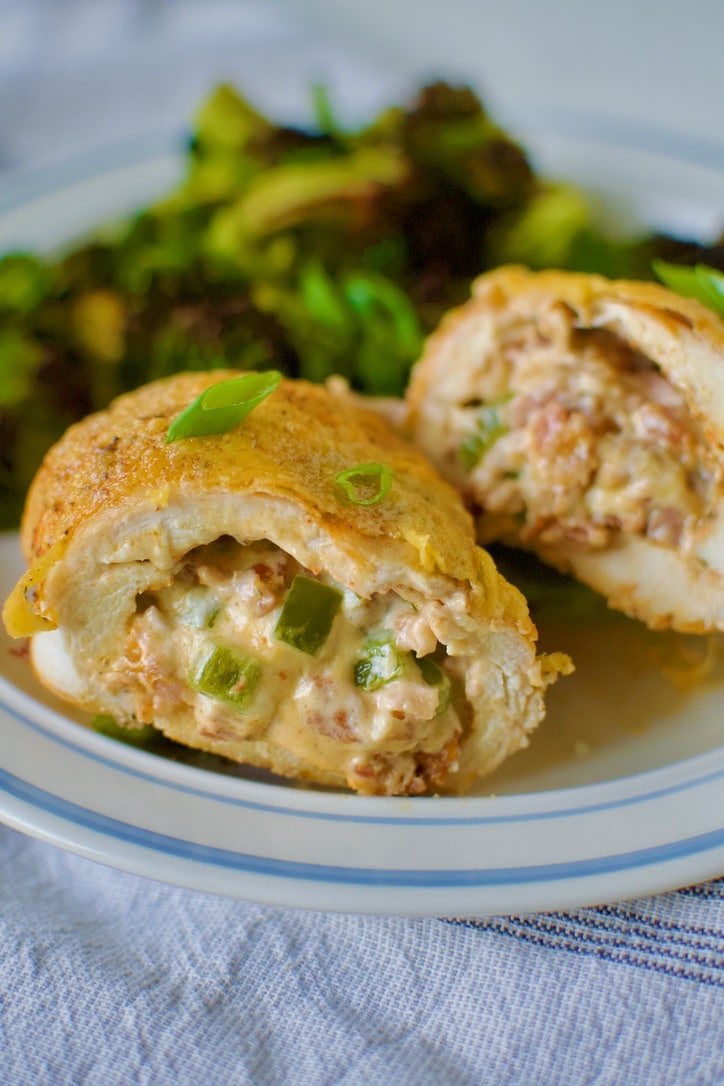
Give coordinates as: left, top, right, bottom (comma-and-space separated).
447, 317, 720, 553
102, 537, 463, 793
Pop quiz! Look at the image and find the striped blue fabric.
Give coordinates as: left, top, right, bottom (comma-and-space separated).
448, 882, 724, 988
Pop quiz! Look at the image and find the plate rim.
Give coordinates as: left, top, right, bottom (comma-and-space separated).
0, 692, 722, 915
0, 113, 723, 914
2, 662, 724, 826
2, 531, 723, 915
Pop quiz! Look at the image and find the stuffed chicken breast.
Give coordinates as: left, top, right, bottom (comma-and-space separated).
3, 370, 568, 795
406, 265, 724, 632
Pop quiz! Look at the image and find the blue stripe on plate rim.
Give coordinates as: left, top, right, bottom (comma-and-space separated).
0, 759, 722, 887
2, 681, 724, 829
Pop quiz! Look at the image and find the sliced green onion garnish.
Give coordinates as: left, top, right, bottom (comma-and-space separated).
310, 83, 339, 137
273, 575, 343, 655
353, 632, 404, 691
416, 655, 452, 717
335, 462, 393, 506
92, 714, 159, 748
653, 261, 724, 318
166, 370, 282, 442
190, 643, 262, 710
300, 260, 350, 331
459, 398, 511, 471
343, 273, 423, 357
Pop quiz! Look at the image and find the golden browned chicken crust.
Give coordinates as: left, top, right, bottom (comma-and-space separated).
4, 371, 569, 795
406, 265, 724, 632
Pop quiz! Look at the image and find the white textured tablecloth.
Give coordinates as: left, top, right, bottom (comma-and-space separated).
1, 2, 722, 1083
0, 829, 721, 1085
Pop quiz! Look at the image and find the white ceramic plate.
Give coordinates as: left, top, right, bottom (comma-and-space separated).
1, 121, 723, 915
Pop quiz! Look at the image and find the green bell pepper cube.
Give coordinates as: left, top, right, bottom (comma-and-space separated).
190, 643, 262, 709
274, 575, 343, 655
353, 632, 404, 690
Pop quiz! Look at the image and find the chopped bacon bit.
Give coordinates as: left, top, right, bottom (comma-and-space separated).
646, 506, 685, 546
251, 563, 274, 582
414, 734, 460, 791
310, 708, 359, 743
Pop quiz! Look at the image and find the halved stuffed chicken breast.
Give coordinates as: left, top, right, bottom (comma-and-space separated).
3, 371, 568, 795
406, 265, 724, 632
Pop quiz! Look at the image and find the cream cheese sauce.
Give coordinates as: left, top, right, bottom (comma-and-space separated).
448, 320, 720, 552
106, 538, 461, 791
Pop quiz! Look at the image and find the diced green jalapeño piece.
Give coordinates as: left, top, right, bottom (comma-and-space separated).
354, 632, 404, 691
416, 655, 452, 716
190, 643, 262, 709
273, 575, 343, 655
